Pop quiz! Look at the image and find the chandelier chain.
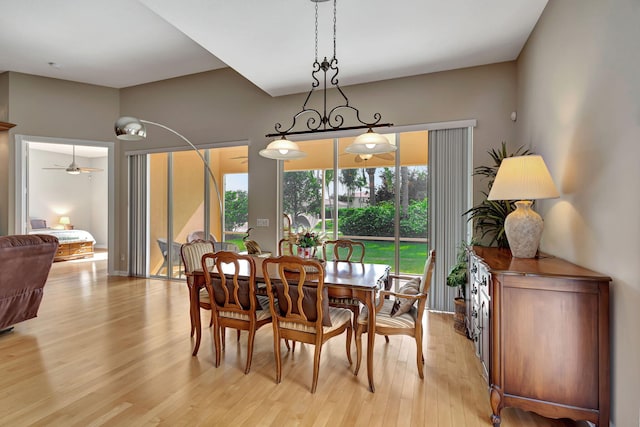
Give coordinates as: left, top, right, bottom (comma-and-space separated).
333, 0, 338, 59
266, 0, 392, 139
333, 0, 337, 60
314, 1, 319, 62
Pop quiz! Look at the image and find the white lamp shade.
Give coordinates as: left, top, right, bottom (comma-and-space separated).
114, 116, 147, 141
59, 216, 70, 225
487, 155, 559, 201
259, 137, 307, 160
345, 130, 397, 155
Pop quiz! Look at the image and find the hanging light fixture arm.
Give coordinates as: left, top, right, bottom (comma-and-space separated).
266, 0, 392, 139
138, 119, 223, 215
266, 58, 392, 138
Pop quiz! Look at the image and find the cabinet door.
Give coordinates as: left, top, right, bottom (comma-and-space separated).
479, 294, 490, 380
501, 277, 599, 409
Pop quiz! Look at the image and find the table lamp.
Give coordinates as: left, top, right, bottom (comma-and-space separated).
487, 155, 559, 258
59, 216, 72, 230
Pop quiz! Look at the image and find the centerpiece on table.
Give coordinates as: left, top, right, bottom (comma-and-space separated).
295, 230, 324, 259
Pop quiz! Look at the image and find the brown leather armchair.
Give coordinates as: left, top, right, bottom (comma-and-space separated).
0, 235, 58, 333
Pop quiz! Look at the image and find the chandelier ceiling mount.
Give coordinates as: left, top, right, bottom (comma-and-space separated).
262, 0, 394, 160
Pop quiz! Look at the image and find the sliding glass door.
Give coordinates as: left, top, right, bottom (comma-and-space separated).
282, 131, 429, 275
136, 145, 248, 279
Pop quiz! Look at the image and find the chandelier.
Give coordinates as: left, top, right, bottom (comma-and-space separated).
260, 0, 395, 160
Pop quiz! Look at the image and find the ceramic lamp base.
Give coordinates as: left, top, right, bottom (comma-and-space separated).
504, 200, 543, 258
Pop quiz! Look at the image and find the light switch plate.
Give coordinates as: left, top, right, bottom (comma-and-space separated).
257, 218, 269, 227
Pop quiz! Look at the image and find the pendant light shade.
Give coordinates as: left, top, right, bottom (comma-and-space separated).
345, 129, 397, 155
114, 116, 147, 141
259, 137, 307, 160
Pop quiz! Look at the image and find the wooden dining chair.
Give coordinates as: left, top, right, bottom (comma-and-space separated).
322, 239, 365, 328
278, 238, 295, 256
262, 255, 353, 393
354, 250, 435, 379
321, 239, 365, 263
201, 251, 272, 374
180, 239, 216, 355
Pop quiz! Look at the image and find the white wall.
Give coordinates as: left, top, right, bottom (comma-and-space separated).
517, 1, 640, 425
28, 148, 108, 247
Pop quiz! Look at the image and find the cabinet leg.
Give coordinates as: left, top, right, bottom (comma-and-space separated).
490, 386, 502, 427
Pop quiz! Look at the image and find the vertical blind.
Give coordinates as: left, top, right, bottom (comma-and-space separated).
128, 154, 148, 277
428, 127, 471, 312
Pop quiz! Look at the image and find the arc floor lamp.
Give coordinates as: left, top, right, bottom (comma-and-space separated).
114, 116, 224, 231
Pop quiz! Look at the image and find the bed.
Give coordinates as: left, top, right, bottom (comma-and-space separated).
29, 219, 96, 261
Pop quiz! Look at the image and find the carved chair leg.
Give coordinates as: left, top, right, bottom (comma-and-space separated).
416, 334, 424, 379
273, 332, 282, 384
245, 328, 256, 374
354, 324, 363, 376
345, 325, 353, 365
213, 324, 222, 368
310, 344, 322, 393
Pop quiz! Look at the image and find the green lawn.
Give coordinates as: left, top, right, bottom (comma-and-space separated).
227, 233, 427, 275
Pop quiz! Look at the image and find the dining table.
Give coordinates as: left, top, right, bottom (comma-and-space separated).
189, 257, 391, 392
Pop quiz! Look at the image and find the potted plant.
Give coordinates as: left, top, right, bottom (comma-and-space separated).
447, 241, 470, 336
464, 142, 532, 248
295, 230, 324, 258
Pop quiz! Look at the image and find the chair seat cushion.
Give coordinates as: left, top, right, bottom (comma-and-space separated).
328, 296, 360, 307
199, 287, 211, 302
358, 300, 416, 329
219, 308, 271, 321
279, 306, 351, 334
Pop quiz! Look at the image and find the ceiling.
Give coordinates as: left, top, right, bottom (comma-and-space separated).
29, 142, 107, 158
0, 0, 547, 97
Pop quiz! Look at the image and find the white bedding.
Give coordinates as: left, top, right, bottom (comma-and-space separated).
29, 228, 96, 243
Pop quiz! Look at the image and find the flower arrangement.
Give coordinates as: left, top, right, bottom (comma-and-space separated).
296, 231, 323, 248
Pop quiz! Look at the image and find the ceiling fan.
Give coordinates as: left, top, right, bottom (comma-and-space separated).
231, 155, 289, 164
42, 145, 104, 175
341, 152, 395, 163
231, 155, 248, 164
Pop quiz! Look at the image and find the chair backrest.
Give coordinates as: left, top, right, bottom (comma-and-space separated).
201, 251, 257, 312
187, 230, 217, 243
180, 240, 215, 274
278, 238, 296, 256
419, 250, 436, 294
322, 239, 365, 263
262, 256, 329, 328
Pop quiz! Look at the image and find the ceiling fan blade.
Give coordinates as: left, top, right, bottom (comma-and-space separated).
375, 153, 394, 160
42, 167, 66, 170
354, 155, 363, 163
79, 167, 104, 173
230, 156, 248, 160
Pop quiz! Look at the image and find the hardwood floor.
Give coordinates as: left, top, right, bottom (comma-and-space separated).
0, 255, 583, 426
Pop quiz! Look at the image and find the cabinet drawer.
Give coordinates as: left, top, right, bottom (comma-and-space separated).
70, 242, 93, 254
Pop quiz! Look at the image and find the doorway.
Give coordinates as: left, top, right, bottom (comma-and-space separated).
14, 135, 115, 274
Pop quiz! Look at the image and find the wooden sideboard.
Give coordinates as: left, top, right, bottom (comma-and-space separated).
54, 240, 94, 261
466, 246, 610, 427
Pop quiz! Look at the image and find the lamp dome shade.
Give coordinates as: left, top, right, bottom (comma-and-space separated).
259, 137, 307, 160
345, 130, 397, 154
115, 116, 146, 141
